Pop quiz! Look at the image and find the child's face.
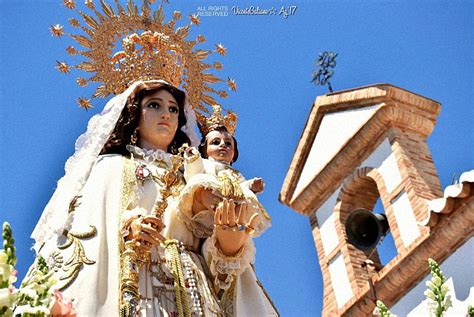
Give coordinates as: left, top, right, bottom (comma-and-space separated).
206, 130, 235, 164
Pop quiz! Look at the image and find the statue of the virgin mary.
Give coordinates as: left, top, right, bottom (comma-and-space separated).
27, 1, 279, 316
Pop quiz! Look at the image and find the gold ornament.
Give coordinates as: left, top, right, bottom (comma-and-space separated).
196, 34, 206, 43
63, 0, 75, 10
227, 77, 237, 91
196, 104, 238, 136
55, 61, 70, 73
215, 43, 227, 55
77, 97, 93, 110
66, 46, 78, 55
57, 225, 97, 291
50, 24, 65, 37
189, 14, 200, 26
76, 78, 88, 86
53, 0, 234, 114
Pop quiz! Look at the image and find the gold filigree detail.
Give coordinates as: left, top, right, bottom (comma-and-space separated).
119, 157, 140, 316
63, 0, 76, 10
218, 279, 236, 315
189, 14, 200, 26
50, 24, 65, 37
196, 104, 238, 136
227, 77, 237, 92
68, 195, 82, 213
217, 173, 245, 201
55, 61, 70, 74
77, 97, 93, 110
57, 225, 97, 290
215, 43, 227, 56
119, 154, 186, 316
53, 0, 234, 114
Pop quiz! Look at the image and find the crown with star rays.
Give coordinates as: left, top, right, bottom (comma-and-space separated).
51, 0, 237, 112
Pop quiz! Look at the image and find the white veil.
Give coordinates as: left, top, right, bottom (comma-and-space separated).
31, 80, 199, 251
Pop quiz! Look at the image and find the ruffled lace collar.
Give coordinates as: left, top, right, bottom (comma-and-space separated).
208, 157, 231, 167
208, 157, 240, 174
126, 145, 172, 165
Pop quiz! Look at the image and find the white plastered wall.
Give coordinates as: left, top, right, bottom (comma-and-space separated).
316, 188, 342, 256
328, 252, 354, 308
390, 238, 474, 316
391, 191, 420, 247
294, 104, 381, 198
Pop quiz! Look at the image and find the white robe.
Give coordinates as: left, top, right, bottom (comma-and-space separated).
35, 154, 278, 316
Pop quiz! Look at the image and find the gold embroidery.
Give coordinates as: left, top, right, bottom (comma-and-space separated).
217, 173, 244, 200
57, 225, 97, 290
119, 157, 140, 316
119, 154, 186, 316
220, 280, 237, 316
68, 195, 82, 213
121, 156, 138, 212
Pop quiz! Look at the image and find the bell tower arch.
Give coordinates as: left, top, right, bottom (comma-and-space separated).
280, 84, 473, 316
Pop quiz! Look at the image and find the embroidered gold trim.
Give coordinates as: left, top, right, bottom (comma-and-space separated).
57, 225, 97, 290
217, 173, 244, 200
119, 156, 141, 316
68, 195, 82, 213
220, 279, 236, 316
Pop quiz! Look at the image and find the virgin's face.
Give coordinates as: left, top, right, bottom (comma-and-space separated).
137, 89, 179, 151
206, 130, 235, 164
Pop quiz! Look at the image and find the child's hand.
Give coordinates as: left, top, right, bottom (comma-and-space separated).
249, 177, 265, 194
184, 146, 197, 157
184, 146, 200, 162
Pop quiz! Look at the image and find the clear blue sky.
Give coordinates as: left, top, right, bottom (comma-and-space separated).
1, 1, 472, 316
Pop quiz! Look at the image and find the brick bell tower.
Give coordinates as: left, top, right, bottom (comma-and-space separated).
280, 84, 474, 316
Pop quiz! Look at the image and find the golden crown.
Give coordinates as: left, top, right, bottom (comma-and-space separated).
196, 104, 238, 136
52, 0, 237, 111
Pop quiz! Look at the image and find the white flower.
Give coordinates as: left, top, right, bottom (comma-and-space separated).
0, 251, 8, 264
8, 274, 17, 285
444, 295, 452, 309
433, 276, 442, 286
0, 288, 14, 308
441, 283, 449, 293
14, 304, 50, 315
0, 263, 14, 283
424, 289, 436, 300
26, 282, 47, 296
18, 287, 38, 300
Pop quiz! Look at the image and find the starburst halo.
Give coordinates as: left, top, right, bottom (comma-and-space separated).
52, 0, 237, 115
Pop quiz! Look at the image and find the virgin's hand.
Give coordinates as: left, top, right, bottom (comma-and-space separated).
214, 199, 260, 256
126, 215, 165, 253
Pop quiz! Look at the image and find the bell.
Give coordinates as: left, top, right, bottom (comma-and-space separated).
345, 208, 390, 251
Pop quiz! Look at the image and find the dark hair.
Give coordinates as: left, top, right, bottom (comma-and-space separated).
100, 85, 190, 156
198, 126, 239, 164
